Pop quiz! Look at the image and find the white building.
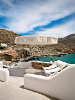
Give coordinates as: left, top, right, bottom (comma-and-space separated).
1, 43, 7, 47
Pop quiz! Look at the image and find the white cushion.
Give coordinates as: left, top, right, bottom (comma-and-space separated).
50, 61, 53, 64
49, 63, 57, 69
55, 60, 60, 66
61, 63, 68, 68
54, 61, 56, 64
55, 60, 68, 68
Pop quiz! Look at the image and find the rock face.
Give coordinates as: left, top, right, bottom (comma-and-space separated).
0, 54, 12, 61
16, 49, 30, 58
0, 50, 19, 61
59, 33, 75, 52
64, 50, 74, 54
0, 29, 20, 45
13, 42, 75, 61
49, 43, 75, 54
32, 62, 52, 69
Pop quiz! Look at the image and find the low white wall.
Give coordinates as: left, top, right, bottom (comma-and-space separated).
0, 68, 9, 82
17, 61, 32, 68
24, 64, 75, 100
31, 61, 51, 64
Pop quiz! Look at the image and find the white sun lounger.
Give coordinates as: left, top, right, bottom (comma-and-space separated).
42, 64, 57, 70
42, 60, 68, 76
44, 66, 61, 76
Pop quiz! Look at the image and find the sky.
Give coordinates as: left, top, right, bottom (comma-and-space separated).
0, 0, 75, 38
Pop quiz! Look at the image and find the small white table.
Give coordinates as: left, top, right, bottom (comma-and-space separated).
25, 69, 36, 74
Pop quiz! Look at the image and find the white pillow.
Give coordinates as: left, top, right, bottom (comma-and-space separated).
57, 61, 68, 68
54, 61, 57, 65
61, 63, 68, 68
49, 63, 57, 69
50, 61, 53, 64
55, 60, 62, 66
58, 61, 64, 67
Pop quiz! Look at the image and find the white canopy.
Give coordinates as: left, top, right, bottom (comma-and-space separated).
15, 35, 58, 45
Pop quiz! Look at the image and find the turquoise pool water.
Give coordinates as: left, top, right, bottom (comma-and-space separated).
29, 54, 75, 64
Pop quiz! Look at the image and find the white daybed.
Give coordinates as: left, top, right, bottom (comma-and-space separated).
24, 61, 75, 100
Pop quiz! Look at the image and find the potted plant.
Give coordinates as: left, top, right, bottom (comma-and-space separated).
54, 58, 57, 61
50, 56, 53, 61
50, 56, 53, 64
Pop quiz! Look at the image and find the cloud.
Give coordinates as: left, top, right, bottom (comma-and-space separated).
0, 0, 75, 37
2, 0, 14, 7
36, 19, 75, 37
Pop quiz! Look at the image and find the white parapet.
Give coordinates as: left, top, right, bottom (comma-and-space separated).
0, 68, 9, 82
24, 64, 75, 100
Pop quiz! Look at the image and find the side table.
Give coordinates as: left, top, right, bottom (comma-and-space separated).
25, 68, 36, 74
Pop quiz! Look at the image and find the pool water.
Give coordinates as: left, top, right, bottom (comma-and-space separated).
29, 54, 75, 64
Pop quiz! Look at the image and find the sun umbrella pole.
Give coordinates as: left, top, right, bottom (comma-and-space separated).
35, 56, 37, 69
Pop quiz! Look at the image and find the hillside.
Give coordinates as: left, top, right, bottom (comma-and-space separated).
0, 29, 75, 61
58, 33, 75, 52
0, 29, 20, 45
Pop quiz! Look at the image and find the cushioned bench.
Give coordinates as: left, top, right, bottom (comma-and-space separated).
24, 61, 75, 100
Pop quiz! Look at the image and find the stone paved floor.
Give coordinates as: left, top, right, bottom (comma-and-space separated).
0, 68, 60, 100
0, 76, 59, 100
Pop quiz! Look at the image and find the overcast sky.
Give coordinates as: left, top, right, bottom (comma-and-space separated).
0, 0, 75, 37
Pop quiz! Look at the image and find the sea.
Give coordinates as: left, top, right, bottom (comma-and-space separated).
29, 54, 75, 64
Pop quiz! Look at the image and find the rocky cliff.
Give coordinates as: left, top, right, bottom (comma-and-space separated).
0, 29, 20, 45
59, 33, 75, 52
